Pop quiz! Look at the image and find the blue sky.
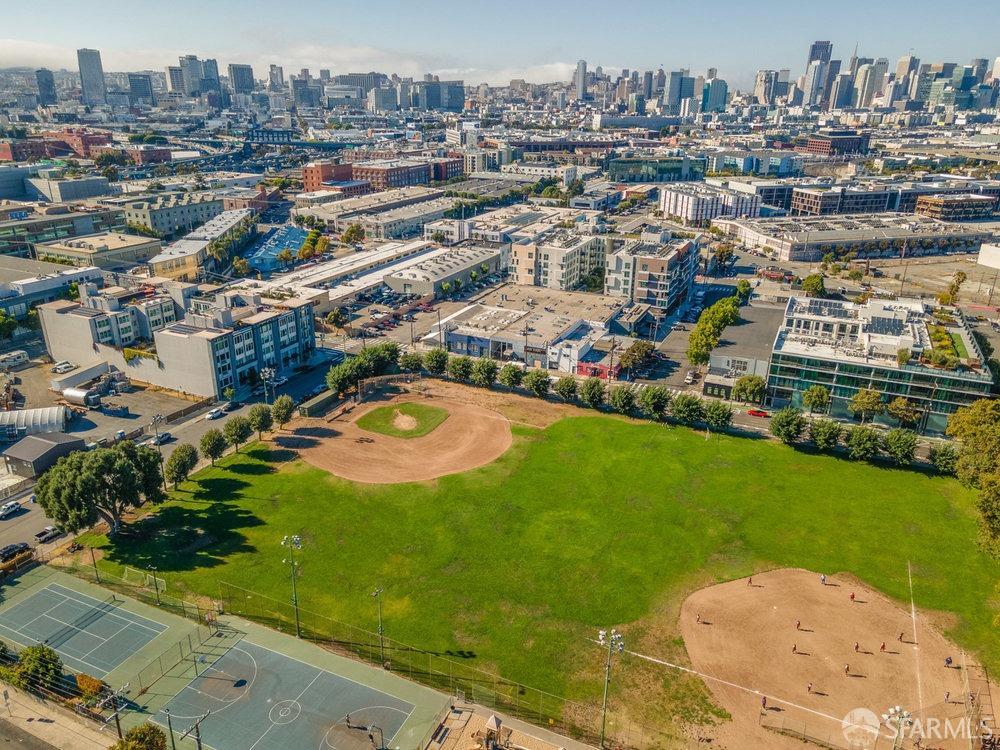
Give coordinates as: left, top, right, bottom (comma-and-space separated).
2, 0, 996, 87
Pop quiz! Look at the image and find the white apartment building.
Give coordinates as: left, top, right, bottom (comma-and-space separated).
500, 162, 578, 186
660, 184, 761, 227
604, 235, 700, 312
509, 228, 604, 290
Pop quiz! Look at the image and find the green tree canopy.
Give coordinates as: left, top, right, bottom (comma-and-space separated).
637, 385, 670, 420
886, 396, 919, 427
35, 442, 164, 534
164, 444, 198, 488
809, 419, 843, 452
470, 358, 499, 388
497, 363, 523, 390
801, 273, 826, 297
848, 389, 885, 423
801, 385, 831, 414
732, 375, 766, 404
223, 416, 253, 452
110, 723, 167, 750
946, 398, 1000, 486
6, 645, 62, 692
704, 400, 734, 430
523, 370, 550, 398
399, 352, 423, 373
199, 429, 226, 466
618, 340, 655, 372
579, 377, 605, 409
929, 443, 959, 476
884, 428, 917, 465
670, 394, 704, 424
271, 395, 295, 430
846, 426, 882, 462
608, 387, 635, 415
423, 348, 449, 376
248, 404, 273, 439
770, 407, 806, 444
447, 355, 473, 381
553, 376, 577, 402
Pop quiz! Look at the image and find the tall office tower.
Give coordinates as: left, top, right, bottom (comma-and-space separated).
775, 68, 791, 99
654, 67, 665, 94
702, 77, 728, 112
319, 69, 331, 82
853, 63, 880, 107
803, 59, 828, 105
820, 60, 842, 107
828, 73, 854, 109
165, 66, 185, 93
77, 48, 106, 106
35, 68, 56, 105
642, 70, 653, 99
989, 57, 1000, 83
178, 55, 203, 96
970, 58, 989, 83
127, 73, 155, 104
871, 57, 890, 100
228, 64, 255, 94
896, 55, 920, 80
200, 58, 221, 93
848, 44, 860, 76
806, 41, 833, 70
268, 65, 284, 91
753, 70, 777, 104
575, 59, 587, 99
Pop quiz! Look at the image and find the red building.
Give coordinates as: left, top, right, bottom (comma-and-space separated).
800, 129, 870, 156
427, 157, 464, 182
324, 180, 372, 198
0, 140, 48, 161
301, 161, 353, 192
350, 160, 432, 191
42, 129, 112, 158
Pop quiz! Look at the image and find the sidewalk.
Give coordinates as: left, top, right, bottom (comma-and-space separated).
0, 684, 114, 750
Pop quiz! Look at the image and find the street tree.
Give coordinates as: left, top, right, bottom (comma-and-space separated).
848, 389, 885, 423
704, 400, 734, 430
731, 375, 766, 404
553, 376, 577, 402
801, 385, 831, 414
271, 394, 295, 430
247, 404, 273, 439
110, 723, 167, 750
770, 407, 806, 444
670, 394, 704, 424
523, 369, 550, 398
846, 426, 882, 462
470, 358, 498, 388
608, 387, 635, 415
223, 416, 253, 452
809, 419, 843, 451
164, 444, 198, 488
886, 396, 919, 427
579, 377, 605, 409
618, 340, 654, 373
6, 644, 62, 692
399, 352, 423, 373
497, 363, 523, 390
423, 348, 448, 375
801, 273, 826, 297
199, 429, 226, 465
447, 355, 473, 381
34, 442, 164, 535
884, 428, 917, 465
946, 398, 1000, 486
637, 385, 671, 420
929, 443, 959, 475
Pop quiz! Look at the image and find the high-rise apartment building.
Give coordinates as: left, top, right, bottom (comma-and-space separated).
268, 64, 284, 91
806, 40, 833, 68
178, 55, 203, 96
165, 66, 185, 94
575, 59, 587, 100
228, 64, 255, 94
127, 73, 155, 105
77, 48, 106, 106
35, 68, 56, 105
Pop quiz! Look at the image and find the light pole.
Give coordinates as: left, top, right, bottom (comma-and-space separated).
261, 367, 276, 405
149, 565, 160, 605
281, 535, 302, 638
881, 705, 913, 750
597, 628, 625, 749
372, 588, 385, 665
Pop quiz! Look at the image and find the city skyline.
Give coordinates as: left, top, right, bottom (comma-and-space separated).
2, 0, 998, 88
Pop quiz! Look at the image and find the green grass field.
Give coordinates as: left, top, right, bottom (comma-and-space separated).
355, 402, 449, 438
82, 415, 999, 716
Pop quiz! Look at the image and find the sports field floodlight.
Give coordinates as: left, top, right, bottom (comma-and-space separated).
597, 628, 625, 749
372, 588, 386, 665
881, 706, 913, 750
280, 535, 303, 638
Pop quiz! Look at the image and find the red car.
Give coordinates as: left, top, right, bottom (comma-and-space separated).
746, 409, 769, 418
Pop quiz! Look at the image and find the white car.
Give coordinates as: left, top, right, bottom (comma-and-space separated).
34, 526, 63, 544
0, 501, 21, 519
205, 408, 224, 420
271, 376, 289, 388
51, 361, 75, 374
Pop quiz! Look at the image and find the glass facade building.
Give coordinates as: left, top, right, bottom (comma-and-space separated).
606, 156, 706, 183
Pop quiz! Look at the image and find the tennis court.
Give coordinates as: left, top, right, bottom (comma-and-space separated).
155, 640, 415, 750
0, 582, 167, 677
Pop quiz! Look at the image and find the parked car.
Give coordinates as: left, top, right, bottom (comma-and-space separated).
34, 526, 63, 544
271, 376, 289, 388
149, 431, 172, 445
0, 542, 30, 563
746, 409, 770, 418
205, 408, 224, 420
0, 501, 21, 519
51, 361, 75, 374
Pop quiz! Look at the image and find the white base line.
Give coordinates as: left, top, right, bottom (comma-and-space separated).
908, 561, 925, 719
247, 671, 323, 750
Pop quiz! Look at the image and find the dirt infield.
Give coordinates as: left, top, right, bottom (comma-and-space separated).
287, 391, 513, 483
678, 568, 995, 750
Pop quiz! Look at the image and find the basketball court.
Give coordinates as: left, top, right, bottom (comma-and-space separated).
0, 582, 167, 677
154, 640, 415, 750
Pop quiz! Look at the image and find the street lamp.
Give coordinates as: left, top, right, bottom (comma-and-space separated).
281, 535, 302, 638
372, 588, 385, 665
881, 706, 913, 750
261, 367, 276, 405
597, 628, 625, 749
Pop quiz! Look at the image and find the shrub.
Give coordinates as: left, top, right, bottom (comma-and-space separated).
608, 387, 636, 415
497, 363, 523, 390
523, 370, 550, 397
75, 673, 106, 700
670, 394, 704, 424
579, 377, 605, 409
553, 376, 577, 402
770, 407, 807, 444
470, 358, 499, 388
704, 400, 733, 430
846, 426, 882, 462
809, 419, 842, 452
929, 443, 958, 475
423, 348, 448, 375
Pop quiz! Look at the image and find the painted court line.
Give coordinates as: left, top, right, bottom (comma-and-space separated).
247, 671, 323, 750
44, 585, 166, 634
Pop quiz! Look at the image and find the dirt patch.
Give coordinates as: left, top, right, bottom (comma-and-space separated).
391, 409, 418, 431
677, 568, 997, 750
410, 380, 576, 428
293, 390, 513, 483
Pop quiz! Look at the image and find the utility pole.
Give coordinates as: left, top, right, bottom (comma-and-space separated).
165, 709, 177, 750
597, 629, 624, 749
150, 414, 165, 489
281, 535, 302, 637
180, 712, 211, 750
372, 588, 385, 665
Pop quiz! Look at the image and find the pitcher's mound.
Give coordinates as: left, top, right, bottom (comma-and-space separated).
293, 394, 512, 484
